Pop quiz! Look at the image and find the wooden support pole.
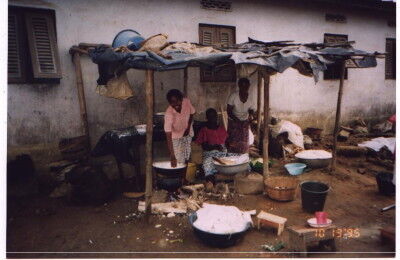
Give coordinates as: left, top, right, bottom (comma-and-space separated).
330, 60, 346, 172
145, 70, 155, 220
183, 68, 188, 96
263, 72, 271, 180
72, 52, 90, 148
256, 70, 263, 146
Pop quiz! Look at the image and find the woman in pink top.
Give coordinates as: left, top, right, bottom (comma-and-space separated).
195, 108, 240, 178
164, 89, 195, 167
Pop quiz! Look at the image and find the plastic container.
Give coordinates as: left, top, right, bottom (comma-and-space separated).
186, 163, 197, 183
300, 181, 330, 213
264, 176, 299, 202
376, 172, 395, 196
112, 29, 145, 51
188, 213, 250, 248
284, 163, 307, 176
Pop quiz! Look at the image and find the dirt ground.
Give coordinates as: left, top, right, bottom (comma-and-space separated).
7, 137, 396, 258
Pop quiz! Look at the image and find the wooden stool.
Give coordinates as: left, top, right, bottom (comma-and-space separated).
257, 210, 287, 236
288, 225, 337, 256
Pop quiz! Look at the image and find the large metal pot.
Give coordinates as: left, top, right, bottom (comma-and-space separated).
156, 175, 183, 191
153, 113, 165, 127
152, 161, 187, 177
214, 162, 249, 175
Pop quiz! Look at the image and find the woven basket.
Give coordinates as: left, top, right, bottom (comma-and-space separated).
264, 176, 299, 202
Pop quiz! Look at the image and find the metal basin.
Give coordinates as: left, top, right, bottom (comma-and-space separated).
214, 162, 249, 175
295, 150, 332, 168
296, 158, 331, 168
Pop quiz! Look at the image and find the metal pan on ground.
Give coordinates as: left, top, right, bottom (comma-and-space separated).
295, 150, 332, 168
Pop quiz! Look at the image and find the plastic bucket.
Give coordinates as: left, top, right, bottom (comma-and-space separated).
112, 29, 145, 50
186, 163, 197, 182
284, 163, 307, 176
376, 172, 395, 196
300, 181, 330, 213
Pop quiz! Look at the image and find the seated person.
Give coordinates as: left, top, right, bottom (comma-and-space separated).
195, 108, 239, 179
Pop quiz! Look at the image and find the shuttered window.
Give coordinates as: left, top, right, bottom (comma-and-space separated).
385, 38, 396, 79
323, 33, 348, 80
199, 24, 236, 82
8, 7, 61, 84
8, 12, 26, 83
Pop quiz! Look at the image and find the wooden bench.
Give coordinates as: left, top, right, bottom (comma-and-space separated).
257, 210, 287, 236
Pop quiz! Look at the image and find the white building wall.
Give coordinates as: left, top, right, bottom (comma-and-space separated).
8, 0, 396, 147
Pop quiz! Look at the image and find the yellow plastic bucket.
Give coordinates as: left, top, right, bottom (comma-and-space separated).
186, 163, 197, 182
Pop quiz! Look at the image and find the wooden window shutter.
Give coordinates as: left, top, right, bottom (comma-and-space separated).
199, 26, 217, 46
219, 27, 234, 48
199, 24, 236, 82
8, 12, 26, 83
199, 26, 217, 81
25, 12, 61, 79
216, 27, 236, 81
323, 33, 348, 80
385, 38, 396, 79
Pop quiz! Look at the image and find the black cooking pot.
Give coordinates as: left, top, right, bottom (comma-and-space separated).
188, 213, 249, 248
153, 162, 187, 178
156, 175, 182, 191
153, 113, 165, 127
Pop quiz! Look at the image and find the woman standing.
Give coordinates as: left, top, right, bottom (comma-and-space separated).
164, 89, 196, 167
226, 78, 256, 154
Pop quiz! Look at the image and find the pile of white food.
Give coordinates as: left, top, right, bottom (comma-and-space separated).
193, 203, 253, 234
295, 149, 332, 159
215, 154, 250, 166
152, 161, 186, 169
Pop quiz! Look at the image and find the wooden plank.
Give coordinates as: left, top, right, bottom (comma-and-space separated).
183, 67, 188, 96
78, 42, 111, 48
262, 72, 270, 179
256, 70, 263, 145
220, 105, 228, 131
145, 70, 155, 221
72, 52, 90, 148
69, 46, 88, 55
330, 60, 346, 172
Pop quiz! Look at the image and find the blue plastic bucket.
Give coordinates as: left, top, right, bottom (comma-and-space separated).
284, 163, 307, 176
112, 29, 145, 51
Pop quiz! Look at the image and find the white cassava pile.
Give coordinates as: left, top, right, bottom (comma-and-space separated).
214, 154, 250, 166
295, 149, 332, 159
193, 203, 252, 234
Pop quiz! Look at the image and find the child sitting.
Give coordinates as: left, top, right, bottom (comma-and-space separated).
195, 108, 239, 179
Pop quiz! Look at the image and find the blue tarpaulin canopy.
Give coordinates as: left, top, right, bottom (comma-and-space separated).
88, 38, 381, 84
